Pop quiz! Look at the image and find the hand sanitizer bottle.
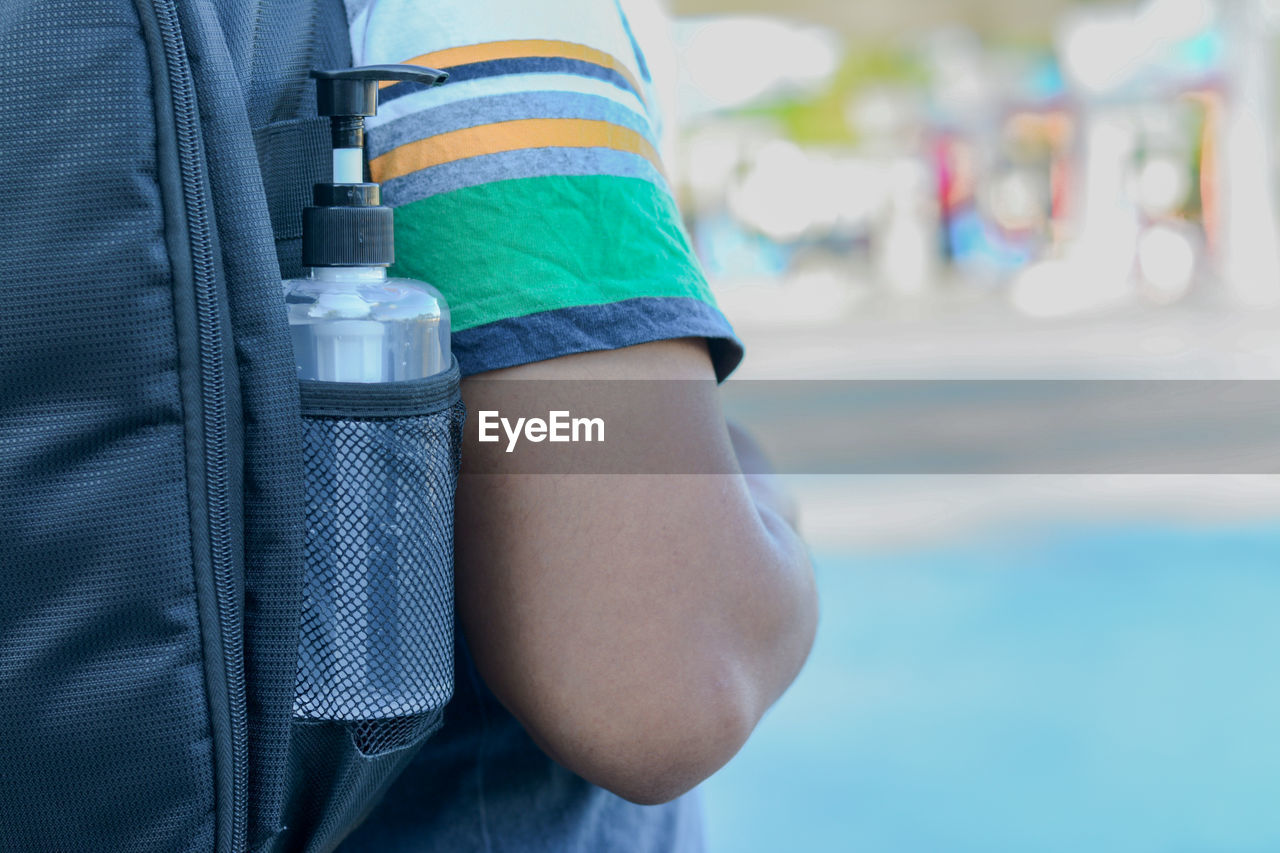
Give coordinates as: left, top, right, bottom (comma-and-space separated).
285, 66, 450, 382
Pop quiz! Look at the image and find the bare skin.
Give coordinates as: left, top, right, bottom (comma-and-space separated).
455, 337, 818, 805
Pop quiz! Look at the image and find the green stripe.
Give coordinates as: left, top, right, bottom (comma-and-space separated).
390, 174, 716, 333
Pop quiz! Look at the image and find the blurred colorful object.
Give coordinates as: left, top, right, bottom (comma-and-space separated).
670, 0, 1280, 313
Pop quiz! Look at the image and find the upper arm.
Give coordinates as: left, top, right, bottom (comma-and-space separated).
453, 339, 813, 803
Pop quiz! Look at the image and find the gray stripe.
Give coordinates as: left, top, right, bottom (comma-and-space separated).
368, 90, 657, 158
382, 146, 667, 205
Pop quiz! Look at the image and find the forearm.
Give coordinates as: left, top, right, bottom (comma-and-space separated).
714, 461, 817, 744
726, 421, 816, 721
730, 418, 800, 528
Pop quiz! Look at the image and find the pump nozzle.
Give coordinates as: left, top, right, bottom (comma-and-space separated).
311, 65, 448, 181
302, 65, 448, 268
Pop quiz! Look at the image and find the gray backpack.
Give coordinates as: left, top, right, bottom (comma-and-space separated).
0, 1, 463, 850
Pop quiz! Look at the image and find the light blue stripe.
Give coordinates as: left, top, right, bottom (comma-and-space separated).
382, 146, 667, 206
368, 91, 656, 158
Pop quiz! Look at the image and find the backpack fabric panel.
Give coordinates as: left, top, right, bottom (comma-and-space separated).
0, 1, 222, 849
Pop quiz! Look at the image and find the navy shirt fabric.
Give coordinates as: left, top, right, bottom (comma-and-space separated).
338, 636, 707, 852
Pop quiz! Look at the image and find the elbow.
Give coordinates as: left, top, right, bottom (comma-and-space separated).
603, 688, 756, 806
517, 560, 817, 806
536, 660, 760, 806
570, 564, 816, 806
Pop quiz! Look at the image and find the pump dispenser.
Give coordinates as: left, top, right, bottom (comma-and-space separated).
285, 65, 450, 383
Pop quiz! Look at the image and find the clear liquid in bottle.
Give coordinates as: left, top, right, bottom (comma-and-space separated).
284, 265, 450, 383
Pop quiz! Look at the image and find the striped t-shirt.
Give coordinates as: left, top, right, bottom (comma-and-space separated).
342, 0, 742, 380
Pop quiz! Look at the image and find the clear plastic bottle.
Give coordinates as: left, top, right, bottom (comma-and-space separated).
285, 265, 449, 383
286, 65, 451, 384
289, 64, 457, 736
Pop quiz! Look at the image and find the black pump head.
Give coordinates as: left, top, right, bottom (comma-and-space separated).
311, 65, 449, 118
303, 64, 448, 268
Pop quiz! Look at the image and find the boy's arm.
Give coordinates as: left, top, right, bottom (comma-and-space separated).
454, 337, 818, 806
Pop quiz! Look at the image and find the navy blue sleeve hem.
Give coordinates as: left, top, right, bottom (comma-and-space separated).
451, 296, 744, 382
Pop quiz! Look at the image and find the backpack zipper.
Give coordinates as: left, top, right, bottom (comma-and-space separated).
151, 2, 248, 850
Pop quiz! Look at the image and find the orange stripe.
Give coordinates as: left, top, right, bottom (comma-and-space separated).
380, 39, 646, 104
369, 118, 663, 182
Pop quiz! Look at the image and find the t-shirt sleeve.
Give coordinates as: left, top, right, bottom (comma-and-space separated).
344, 0, 743, 380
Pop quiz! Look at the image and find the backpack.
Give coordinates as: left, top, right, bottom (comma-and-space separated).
0, 1, 463, 850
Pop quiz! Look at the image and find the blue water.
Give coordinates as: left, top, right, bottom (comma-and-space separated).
703, 524, 1280, 853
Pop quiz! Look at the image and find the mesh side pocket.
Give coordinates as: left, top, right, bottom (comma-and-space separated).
295, 399, 464, 756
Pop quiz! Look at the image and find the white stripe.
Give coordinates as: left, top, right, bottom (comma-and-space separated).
368, 71, 649, 129
346, 0, 643, 87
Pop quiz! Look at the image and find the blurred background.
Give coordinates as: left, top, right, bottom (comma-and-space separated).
650, 0, 1280, 849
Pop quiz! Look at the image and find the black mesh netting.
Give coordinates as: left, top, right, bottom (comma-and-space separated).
295, 401, 464, 756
